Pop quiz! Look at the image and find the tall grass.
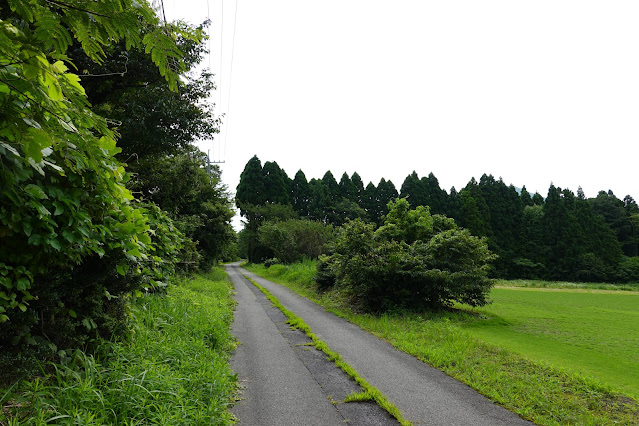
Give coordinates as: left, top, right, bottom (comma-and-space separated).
0, 269, 237, 425
245, 262, 639, 425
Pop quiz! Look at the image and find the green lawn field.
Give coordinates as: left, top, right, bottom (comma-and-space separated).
464, 287, 639, 398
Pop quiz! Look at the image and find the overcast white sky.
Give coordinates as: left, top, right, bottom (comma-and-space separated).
165, 1, 639, 227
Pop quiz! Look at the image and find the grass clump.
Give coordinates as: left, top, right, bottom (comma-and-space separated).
0, 270, 237, 425
344, 390, 375, 403
245, 262, 639, 425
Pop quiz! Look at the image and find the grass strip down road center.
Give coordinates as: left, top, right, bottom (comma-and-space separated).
244, 275, 411, 426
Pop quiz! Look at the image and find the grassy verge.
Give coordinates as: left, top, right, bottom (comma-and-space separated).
244, 276, 410, 426
0, 269, 237, 425
245, 262, 639, 425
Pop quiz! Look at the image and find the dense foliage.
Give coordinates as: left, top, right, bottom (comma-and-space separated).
258, 219, 334, 264
237, 155, 639, 283
318, 199, 496, 311
68, 16, 234, 269
0, 1, 233, 363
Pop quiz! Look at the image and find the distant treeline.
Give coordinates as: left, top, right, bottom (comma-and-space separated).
237, 155, 639, 283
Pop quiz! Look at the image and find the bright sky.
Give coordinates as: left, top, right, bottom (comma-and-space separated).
165, 1, 639, 228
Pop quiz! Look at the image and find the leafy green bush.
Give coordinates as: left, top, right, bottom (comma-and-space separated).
0, 1, 195, 355
322, 199, 496, 311
258, 219, 333, 263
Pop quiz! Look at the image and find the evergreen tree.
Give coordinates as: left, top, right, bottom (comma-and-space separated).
322, 171, 341, 204
351, 172, 365, 205
422, 172, 448, 215
515, 204, 547, 278
291, 170, 311, 217
339, 172, 357, 202
262, 161, 291, 205
370, 179, 399, 225
532, 192, 545, 205
461, 177, 493, 238
457, 189, 488, 237
590, 190, 634, 256
573, 188, 622, 281
520, 186, 533, 207
447, 186, 460, 220
623, 195, 639, 257
361, 182, 378, 222
236, 155, 265, 213
541, 185, 577, 279
400, 171, 426, 207
308, 178, 332, 223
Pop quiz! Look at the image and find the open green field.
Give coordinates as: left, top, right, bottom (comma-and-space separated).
464, 287, 639, 399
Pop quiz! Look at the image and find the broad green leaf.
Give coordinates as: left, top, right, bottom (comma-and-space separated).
16, 278, 30, 291
126, 248, 142, 258
62, 229, 74, 242
28, 234, 42, 245
62, 73, 85, 95
25, 184, 47, 200
52, 60, 68, 73
44, 73, 63, 101
139, 233, 152, 245
48, 239, 62, 251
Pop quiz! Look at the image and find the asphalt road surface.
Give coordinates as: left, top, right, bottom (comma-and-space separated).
227, 262, 533, 425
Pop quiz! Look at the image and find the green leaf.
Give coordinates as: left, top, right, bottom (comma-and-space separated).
16, 278, 30, 291
82, 318, 92, 329
126, 248, 142, 258
0, 142, 20, 157
62, 230, 74, 243
23, 221, 33, 237
48, 239, 62, 251
116, 264, 129, 276
68, 309, 77, 318
53, 202, 64, 216
27, 233, 42, 245
25, 184, 48, 200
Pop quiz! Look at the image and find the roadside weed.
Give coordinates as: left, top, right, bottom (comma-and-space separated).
1, 271, 237, 425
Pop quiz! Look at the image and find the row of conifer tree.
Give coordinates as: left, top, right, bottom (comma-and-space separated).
237, 155, 639, 282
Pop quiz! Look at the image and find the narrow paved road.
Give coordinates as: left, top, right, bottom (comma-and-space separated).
228, 263, 398, 425
229, 262, 533, 425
